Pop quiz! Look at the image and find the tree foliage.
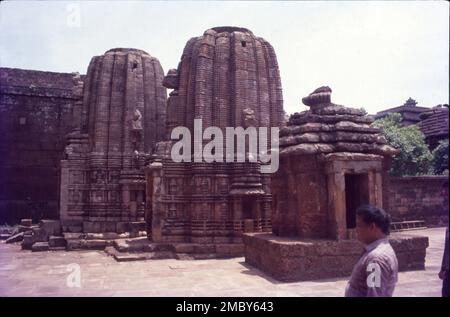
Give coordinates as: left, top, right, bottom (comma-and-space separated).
432, 139, 449, 175
372, 113, 433, 176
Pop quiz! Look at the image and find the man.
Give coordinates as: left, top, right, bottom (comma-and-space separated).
438, 180, 449, 297
439, 227, 449, 297
345, 204, 398, 297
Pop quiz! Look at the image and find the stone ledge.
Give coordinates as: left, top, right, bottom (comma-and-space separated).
104, 238, 245, 261
243, 232, 429, 282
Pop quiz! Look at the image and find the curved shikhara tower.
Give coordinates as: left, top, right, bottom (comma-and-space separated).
60, 48, 166, 234
80, 48, 166, 161
147, 27, 284, 245
163, 26, 284, 134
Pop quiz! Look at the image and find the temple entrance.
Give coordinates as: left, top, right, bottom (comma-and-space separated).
242, 196, 257, 232
242, 197, 256, 219
344, 173, 369, 229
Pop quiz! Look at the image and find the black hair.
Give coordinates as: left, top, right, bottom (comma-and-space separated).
356, 204, 391, 235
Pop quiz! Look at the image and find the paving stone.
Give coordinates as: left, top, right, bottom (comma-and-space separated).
0, 227, 445, 297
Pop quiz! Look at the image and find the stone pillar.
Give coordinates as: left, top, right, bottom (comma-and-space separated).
232, 197, 243, 233
146, 162, 164, 242
255, 199, 262, 231
327, 171, 347, 240
368, 171, 376, 205
375, 172, 383, 208
366, 170, 383, 209
59, 160, 70, 223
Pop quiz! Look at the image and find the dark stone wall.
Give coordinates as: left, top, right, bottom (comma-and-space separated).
388, 175, 448, 226
271, 155, 329, 238
0, 67, 80, 224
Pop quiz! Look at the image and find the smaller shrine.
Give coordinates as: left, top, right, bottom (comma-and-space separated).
243, 87, 429, 281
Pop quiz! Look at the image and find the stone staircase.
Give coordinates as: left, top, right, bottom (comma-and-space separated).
391, 220, 427, 232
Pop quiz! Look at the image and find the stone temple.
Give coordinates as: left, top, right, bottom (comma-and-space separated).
145, 26, 284, 248
273, 86, 398, 240
59, 48, 166, 235
0, 26, 431, 280
244, 87, 428, 281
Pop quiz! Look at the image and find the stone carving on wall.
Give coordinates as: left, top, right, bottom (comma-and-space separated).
131, 109, 143, 131
242, 108, 257, 128
201, 178, 210, 194
168, 203, 177, 218
169, 178, 178, 195
133, 150, 140, 169
131, 108, 143, 151
218, 178, 229, 194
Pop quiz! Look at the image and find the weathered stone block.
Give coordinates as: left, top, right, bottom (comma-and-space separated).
66, 226, 83, 233
83, 221, 101, 233
49, 236, 66, 248
116, 222, 130, 234
150, 251, 176, 260
20, 219, 32, 227
82, 239, 107, 250
5, 232, 24, 243
66, 239, 82, 251
21, 233, 35, 250
193, 244, 215, 254
32, 242, 49, 252
18, 225, 33, 233
173, 243, 195, 253
215, 244, 244, 256
39, 219, 61, 236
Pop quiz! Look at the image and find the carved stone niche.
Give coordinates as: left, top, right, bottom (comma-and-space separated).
324, 153, 385, 240
168, 178, 178, 195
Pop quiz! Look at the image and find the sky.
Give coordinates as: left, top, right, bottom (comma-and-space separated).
0, 0, 448, 115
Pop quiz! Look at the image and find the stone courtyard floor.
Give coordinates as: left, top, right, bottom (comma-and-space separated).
0, 227, 446, 297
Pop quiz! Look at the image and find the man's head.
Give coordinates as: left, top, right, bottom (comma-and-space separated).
355, 204, 391, 245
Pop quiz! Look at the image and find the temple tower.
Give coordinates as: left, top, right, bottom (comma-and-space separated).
146, 27, 284, 244
60, 48, 167, 234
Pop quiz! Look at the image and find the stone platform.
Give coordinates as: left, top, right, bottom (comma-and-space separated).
62, 233, 244, 261
105, 237, 244, 261
243, 232, 429, 282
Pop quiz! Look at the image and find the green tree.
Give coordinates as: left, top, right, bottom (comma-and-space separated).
432, 139, 449, 175
372, 113, 433, 176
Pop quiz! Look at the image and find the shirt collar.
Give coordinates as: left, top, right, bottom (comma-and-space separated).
364, 237, 388, 252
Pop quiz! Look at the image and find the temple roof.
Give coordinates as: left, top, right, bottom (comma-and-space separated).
417, 105, 449, 138
105, 48, 151, 56
211, 26, 253, 34
375, 98, 430, 123
279, 87, 398, 157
